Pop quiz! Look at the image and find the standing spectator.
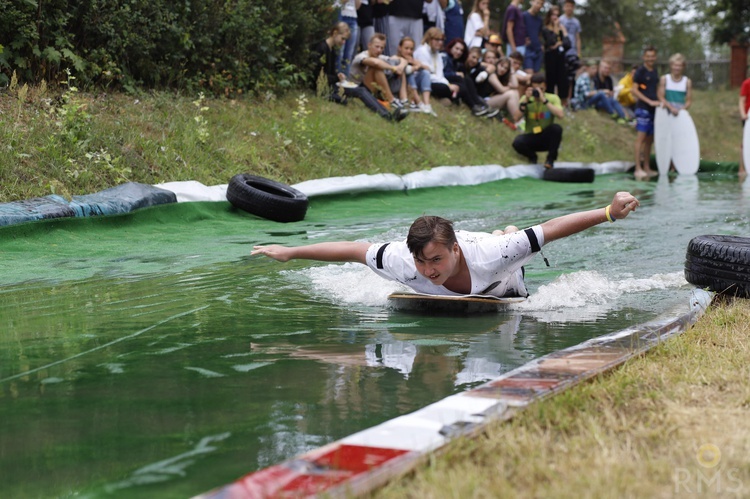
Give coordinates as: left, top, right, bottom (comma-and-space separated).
559, 0, 581, 103
511, 72, 564, 169
372, 0, 392, 56
389, 0, 428, 54
502, 0, 527, 57
541, 4, 569, 103
438, 0, 465, 46
464, 0, 491, 49
572, 59, 627, 122
415, 27, 490, 116
658, 53, 692, 115
311, 23, 407, 121
631, 46, 660, 178
522, 0, 544, 75
337, 0, 362, 77
617, 64, 638, 118
738, 72, 750, 177
397, 36, 436, 114
358, 1, 375, 54
423, 0, 444, 32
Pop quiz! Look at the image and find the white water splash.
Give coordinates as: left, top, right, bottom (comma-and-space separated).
289, 265, 688, 321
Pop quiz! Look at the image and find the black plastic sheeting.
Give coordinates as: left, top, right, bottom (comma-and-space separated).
0, 183, 177, 227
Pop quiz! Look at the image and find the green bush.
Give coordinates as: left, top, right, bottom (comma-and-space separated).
0, 0, 335, 94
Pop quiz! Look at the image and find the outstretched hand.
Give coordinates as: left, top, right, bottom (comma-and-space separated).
610, 191, 640, 220
251, 245, 293, 262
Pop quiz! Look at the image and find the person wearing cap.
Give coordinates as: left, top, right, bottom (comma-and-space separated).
511, 72, 564, 169
486, 33, 505, 58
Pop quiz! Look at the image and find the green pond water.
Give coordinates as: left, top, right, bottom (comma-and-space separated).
0, 172, 747, 497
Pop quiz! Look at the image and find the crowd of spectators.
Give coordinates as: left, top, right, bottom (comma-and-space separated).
316, 0, 677, 170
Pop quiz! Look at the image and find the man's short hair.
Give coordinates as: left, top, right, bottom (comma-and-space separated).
564, 0, 575, 4
509, 51, 524, 63
370, 33, 387, 44
643, 45, 657, 54
530, 73, 546, 85
407, 216, 457, 258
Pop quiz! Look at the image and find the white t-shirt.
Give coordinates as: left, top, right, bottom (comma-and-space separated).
464, 12, 485, 49
364, 227, 545, 297
349, 51, 399, 84
414, 44, 449, 84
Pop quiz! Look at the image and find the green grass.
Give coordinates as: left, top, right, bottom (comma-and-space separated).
2, 81, 740, 203
374, 299, 750, 498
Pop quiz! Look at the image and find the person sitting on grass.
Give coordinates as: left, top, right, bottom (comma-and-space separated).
395, 36, 436, 115
252, 192, 640, 298
349, 33, 410, 111
511, 72, 564, 169
311, 23, 408, 122
509, 50, 531, 95
572, 59, 627, 124
415, 27, 491, 117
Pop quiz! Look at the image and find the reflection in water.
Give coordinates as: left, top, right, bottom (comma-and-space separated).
0, 173, 747, 497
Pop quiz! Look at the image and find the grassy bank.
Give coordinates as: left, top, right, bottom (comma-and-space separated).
376, 299, 750, 498
0, 81, 742, 203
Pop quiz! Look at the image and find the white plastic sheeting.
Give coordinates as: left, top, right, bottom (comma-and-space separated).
156, 161, 633, 202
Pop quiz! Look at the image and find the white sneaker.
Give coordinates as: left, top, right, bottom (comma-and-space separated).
420, 103, 437, 116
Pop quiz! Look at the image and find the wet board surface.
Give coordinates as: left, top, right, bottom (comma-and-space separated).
743, 119, 750, 170
654, 107, 672, 175
670, 110, 700, 175
387, 292, 526, 314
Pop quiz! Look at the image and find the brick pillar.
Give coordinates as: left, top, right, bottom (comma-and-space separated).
730, 40, 748, 88
601, 23, 626, 74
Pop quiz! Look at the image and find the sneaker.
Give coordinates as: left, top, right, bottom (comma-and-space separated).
420, 103, 437, 116
472, 104, 489, 116
409, 101, 419, 111
544, 161, 554, 169
516, 119, 526, 131
390, 108, 409, 122
391, 99, 404, 110
485, 107, 500, 118
616, 117, 627, 125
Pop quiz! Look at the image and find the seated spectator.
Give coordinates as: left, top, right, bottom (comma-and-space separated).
511, 72, 564, 169
509, 50, 531, 95
350, 33, 410, 111
311, 23, 408, 121
572, 59, 628, 124
465, 48, 516, 120
617, 64, 638, 118
593, 60, 629, 122
416, 28, 491, 116
396, 36, 436, 115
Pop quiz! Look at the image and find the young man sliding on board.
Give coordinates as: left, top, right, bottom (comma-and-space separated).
252, 192, 640, 298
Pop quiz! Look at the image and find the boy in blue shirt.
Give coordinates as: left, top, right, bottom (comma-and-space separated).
631, 46, 660, 178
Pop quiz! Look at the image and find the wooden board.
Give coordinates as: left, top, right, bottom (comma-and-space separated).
743, 118, 750, 170
670, 109, 700, 175
654, 106, 672, 176
387, 292, 526, 314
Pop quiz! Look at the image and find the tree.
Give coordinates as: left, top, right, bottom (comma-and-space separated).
704, 0, 750, 44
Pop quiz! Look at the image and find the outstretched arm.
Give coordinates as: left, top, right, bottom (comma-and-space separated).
540, 191, 640, 244
251, 241, 371, 264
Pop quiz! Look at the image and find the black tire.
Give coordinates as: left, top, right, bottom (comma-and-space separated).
684, 235, 750, 298
226, 174, 308, 223
542, 167, 595, 183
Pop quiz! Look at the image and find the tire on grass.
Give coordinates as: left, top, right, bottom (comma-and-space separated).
226, 174, 308, 223
684, 235, 750, 298
542, 167, 595, 183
